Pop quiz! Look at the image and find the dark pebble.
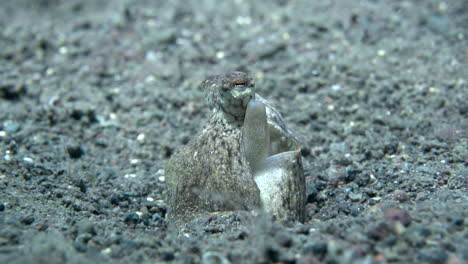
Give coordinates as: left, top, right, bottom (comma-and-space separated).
451, 218, 464, 227
74, 233, 92, 252
442, 242, 456, 252
77, 179, 87, 193
94, 137, 109, 147
124, 212, 141, 224
382, 234, 398, 247
303, 241, 328, 260
277, 233, 294, 248
334, 158, 352, 166
294, 224, 310, 235
404, 226, 430, 248
306, 203, 318, 218
355, 173, 370, 186
345, 168, 361, 183
70, 109, 84, 120
86, 110, 98, 123
187, 245, 201, 254
0, 203, 5, 211
67, 144, 84, 159
237, 231, 249, 240
368, 197, 382, 206
110, 193, 129, 205
383, 206, 411, 227
74, 240, 88, 253
351, 205, 363, 217
152, 213, 163, 222
367, 222, 393, 241
146, 201, 167, 216
20, 215, 35, 225
280, 253, 296, 264
306, 183, 318, 203
110, 194, 121, 205
161, 251, 175, 261
383, 141, 398, 155
264, 246, 280, 262
417, 226, 432, 237
301, 146, 311, 157
0, 83, 26, 100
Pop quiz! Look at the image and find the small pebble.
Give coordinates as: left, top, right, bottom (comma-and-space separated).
23, 157, 34, 163
4, 121, 20, 133
392, 190, 410, 202
124, 212, 141, 224
301, 146, 311, 157
67, 145, 84, 159
368, 197, 382, 205
367, 222, 393, 241
152, 213, 163, 222
384, 206, 411, 227
306, 182, 318, 203
137, 133, 145, 142
264, 246, 280, 263
276, 233, 294, 248
237, 231, 249, 240
303, 241, 328, 260
20, 215, 35, 225
351, 205, 363, 217
77, 220, 96, 235
348, 192, 363, 202
35, 221, 48, 231
345, 168, 361, 183
294, 224, 310, 235
161, 251, 175, 261
415, 191, 429, 201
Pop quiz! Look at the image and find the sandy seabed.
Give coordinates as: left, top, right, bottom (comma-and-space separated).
0, 0, 466, 263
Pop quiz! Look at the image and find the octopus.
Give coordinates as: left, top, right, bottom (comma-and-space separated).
165, 71, 305, 226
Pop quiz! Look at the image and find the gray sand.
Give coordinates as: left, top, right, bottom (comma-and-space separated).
0, 0, 466, 263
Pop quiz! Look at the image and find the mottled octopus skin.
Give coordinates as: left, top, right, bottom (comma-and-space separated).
165, 72, 260, 225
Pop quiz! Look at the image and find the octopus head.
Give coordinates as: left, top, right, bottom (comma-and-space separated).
203, 71, 255, 122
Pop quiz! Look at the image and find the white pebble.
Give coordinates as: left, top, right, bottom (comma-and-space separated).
377, 49, 386, 56
137, 133, 145, 142
23, 157, 34, 163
